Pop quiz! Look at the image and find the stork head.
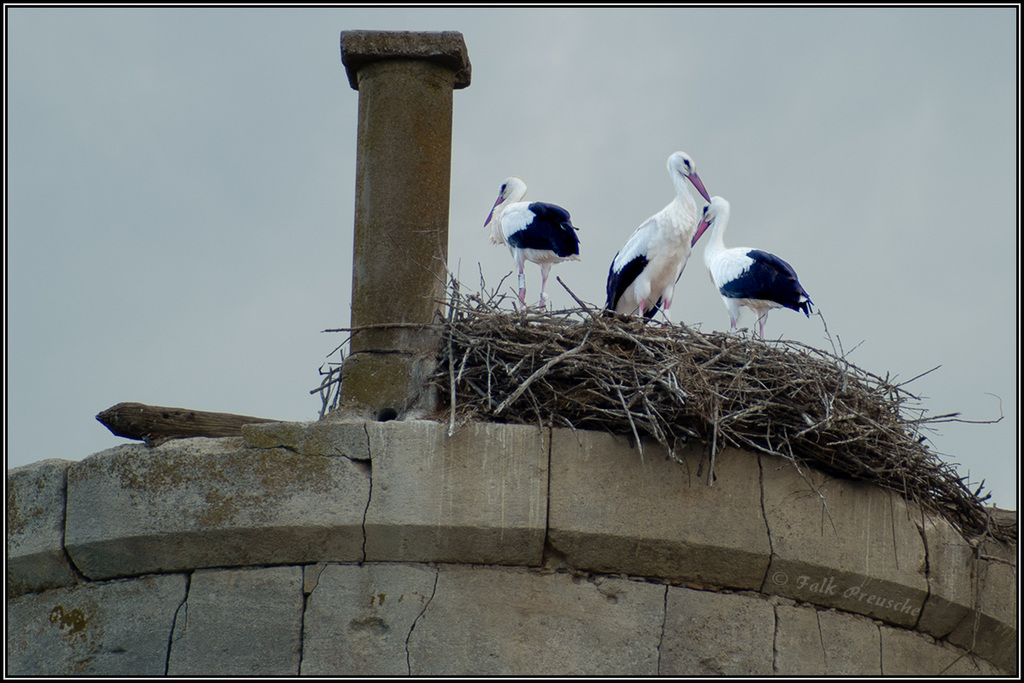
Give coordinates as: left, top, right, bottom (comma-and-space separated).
692, 196, 730, 247
668, 151, 711, 204
484, 176, 528, 227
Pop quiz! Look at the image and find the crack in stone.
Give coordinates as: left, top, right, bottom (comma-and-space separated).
165, 572, 192, 675
657, 584, 668, 675
876, 623, 883, 674
58, 466, 90, 585
814, 609, 825, 672
757, 454, 775, 592
540, 426, 553, 568
771, 604, 780, 674
297, 565, 317, 676
888, 490, 900, 572
405, 565, 440, 675
304, 563, 328, 596
361, 423, 372, 564
913, 513, 931, 631
298, 563, 327, 675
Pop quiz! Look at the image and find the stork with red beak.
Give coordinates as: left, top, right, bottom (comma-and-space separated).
692, 196, 813, 339
605, 151, 712, 320
484, 177, 581, 310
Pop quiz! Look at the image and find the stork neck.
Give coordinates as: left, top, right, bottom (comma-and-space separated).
708, 210, 729, 253
673, 173, 696, 211
494, 188, 524, 226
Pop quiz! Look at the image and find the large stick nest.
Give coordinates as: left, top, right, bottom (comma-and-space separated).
431, 277, 1011, 544
319, 276, 1012, 544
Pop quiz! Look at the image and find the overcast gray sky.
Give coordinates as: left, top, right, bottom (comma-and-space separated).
6, 7, 1018, 508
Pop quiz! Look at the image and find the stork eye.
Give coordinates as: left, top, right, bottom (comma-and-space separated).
702, 206, 709, 217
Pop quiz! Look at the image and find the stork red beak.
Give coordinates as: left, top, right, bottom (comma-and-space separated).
691, 217, 711, 248
484, 196, 501, 227
689, 172, 711, 204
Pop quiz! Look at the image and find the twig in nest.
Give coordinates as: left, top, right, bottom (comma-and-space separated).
495, 333, 590, 415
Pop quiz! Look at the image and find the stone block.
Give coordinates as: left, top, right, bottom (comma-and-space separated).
301, 562, 438, 675
167, 566, 303, 676
338, 352, 439, 419
548, 432, 770, 589
6, 573, 186, 675
917, 512, 975, 637
761, 455, 928, 626
408, 564, 664, 675
364, 421, 547, 565
65, 439, 369, 579
941, 647, 1009, 676
774, 603, 826, 675
241, 419, 371, 459
945, 555, 1018, 674
661, 588, 774, 675
6, 459, 78, 596
818, 609, 881, 675
879, 625, 962, 675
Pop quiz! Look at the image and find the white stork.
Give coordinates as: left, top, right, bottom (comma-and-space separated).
484, 177, 581, 310
605, 151, 712, 320
691, 196, 813, 339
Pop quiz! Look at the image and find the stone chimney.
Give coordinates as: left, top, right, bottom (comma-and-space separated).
336, 30, 471, 421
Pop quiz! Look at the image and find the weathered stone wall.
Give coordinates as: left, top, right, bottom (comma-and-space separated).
6, 420, 1016, 675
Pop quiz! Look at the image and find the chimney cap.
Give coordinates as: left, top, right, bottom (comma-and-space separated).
340, 30, 471, 90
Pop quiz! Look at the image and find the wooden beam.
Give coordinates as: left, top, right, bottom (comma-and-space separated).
96, 402, 280, 446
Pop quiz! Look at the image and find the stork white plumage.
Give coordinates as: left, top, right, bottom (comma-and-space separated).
691, 196, 813, 339
484, 177, 581, 310
605, 151, 712, 320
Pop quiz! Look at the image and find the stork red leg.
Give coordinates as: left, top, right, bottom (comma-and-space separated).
517, 267, 527, 310
539, 264, 552, 310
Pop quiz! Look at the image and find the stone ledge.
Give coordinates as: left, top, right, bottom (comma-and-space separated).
760, 455, 929, 628
917, 512, 975, 638
64, 439, 369, 579
363, 420, 548, 565
548, 433, 770, 589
